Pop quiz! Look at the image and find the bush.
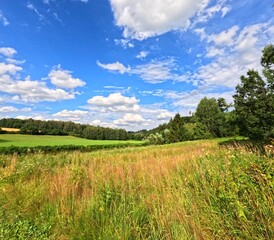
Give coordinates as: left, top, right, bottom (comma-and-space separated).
0, 143, 145, 155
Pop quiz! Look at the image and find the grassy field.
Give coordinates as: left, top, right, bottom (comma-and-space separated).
0, 134, 143, 147
0, 139, 273, 239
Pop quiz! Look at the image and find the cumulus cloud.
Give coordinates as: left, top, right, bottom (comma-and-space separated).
0, 79, 75, 103
16, 115, 45, 121
110, 0, 209, 40
113, 113, 145, 126
97, 61, 131, 74
0, 48, 85, 103
156, 111, 174, 120
87, 93, 140, 112
0, 63, 22, 75
49, 67, 86, 89
0, 47, 17, 57
52, 109, 89, 121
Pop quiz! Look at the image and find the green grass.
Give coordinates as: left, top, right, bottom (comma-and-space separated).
0, 139, 273, 239
0, 134, 143, 147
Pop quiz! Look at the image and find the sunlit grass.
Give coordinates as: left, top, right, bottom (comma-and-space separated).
0, 139, 273, 239
0, 134, 143, 147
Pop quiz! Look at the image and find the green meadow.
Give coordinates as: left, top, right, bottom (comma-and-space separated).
0, 139, 273, 239
0, 134, 143, 147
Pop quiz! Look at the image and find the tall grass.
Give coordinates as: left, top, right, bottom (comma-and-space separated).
0, 140, 273, 239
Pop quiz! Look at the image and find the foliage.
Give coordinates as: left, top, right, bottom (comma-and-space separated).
195, 97, 226, 138
234, 44, 274, 140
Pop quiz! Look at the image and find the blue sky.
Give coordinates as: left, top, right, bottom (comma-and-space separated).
0, 0, 273, 131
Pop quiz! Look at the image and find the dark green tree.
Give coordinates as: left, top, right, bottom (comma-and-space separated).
195, 97, 225, 138
234, 45, 274, 140
217, 97, 230, 112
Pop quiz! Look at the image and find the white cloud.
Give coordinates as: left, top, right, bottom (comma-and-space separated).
194, 28, 207, 41
132, 59, 188, 84
22, 107, 32, 112
156, 111, 174, 120
98, 58, 189, 84
114, 113, 145, 126
191, 23, 274, 89
221, 6, 231, 17
132, 59, 175, 83
209, 25, 240, 46
49, 67, 86, 89
192, 0, 231, 26
0, 106, 19, 113
87, 93, 140, 112
52, 109, 88, 121
97, 61, 131, 74
0, 49, 86, 103
114, 39, 134, 49
174, 90, 234, 115
0, 63, 22, 75
110, 0, 209, 40
136, 51, 149, 59
0, 11, 9, 26
206, 47, 224, 57
0, 47, 17, 57
6, 58, 26, 65
16, 115, 45, 121
195, 25, 240, 46
0, 106, 32, 113
0, 79, 75, 103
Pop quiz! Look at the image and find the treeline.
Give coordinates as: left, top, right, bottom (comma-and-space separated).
139, 97, 237, 145
0, 118, 133, 140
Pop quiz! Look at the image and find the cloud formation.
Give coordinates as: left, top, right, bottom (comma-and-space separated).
0, 47, 17, 57
0, 48, 85, 103
110, 0, 209, 40
52, 110, 89, 121
87, 93, 140, 112
49, 67, 86, 89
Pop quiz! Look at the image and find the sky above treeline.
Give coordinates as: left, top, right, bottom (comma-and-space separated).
0, 0, 273, 131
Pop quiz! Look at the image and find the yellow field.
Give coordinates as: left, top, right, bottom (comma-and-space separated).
1, 127, 20, 132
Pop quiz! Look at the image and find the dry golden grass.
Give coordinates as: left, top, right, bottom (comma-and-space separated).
1, 127, 20, 132
1, 139, 273, 239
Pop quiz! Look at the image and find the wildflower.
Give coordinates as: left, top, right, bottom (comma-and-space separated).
99, 206, 104, 212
